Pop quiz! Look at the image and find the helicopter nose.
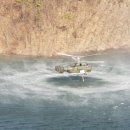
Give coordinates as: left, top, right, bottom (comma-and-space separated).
55, 66, 59, 71
55, 66, 64, 73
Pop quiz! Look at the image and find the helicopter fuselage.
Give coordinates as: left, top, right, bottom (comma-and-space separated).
55, 63, 92, 75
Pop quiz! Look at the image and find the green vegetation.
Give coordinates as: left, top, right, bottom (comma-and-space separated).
35, 0, 42, 7
15, 0, 22, 3
63, 13, 73, 20
27, 0, 33, 4
15, 0, 42, 7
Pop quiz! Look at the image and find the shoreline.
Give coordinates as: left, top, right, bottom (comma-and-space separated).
0, 47, 129, 59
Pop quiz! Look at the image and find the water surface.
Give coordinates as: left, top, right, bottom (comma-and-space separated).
0, 50, 130, 130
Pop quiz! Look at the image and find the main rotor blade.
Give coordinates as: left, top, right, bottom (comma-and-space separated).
85, 53, 102, 57
81, 61, 105, 63
57, 52, 103, 63
71, 57, 80, 62
57, 53, 85, 58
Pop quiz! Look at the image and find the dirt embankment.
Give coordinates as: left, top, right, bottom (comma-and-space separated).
0, 0, 130, 56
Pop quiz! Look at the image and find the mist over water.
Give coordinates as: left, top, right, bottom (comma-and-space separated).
0, 50, 130, 130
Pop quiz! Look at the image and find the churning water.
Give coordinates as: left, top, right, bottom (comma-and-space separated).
0, 50, 130, 130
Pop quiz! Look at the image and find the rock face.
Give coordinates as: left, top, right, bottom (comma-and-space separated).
0, 0, 130, 56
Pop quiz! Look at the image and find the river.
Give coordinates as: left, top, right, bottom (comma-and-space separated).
0, 50, 130, 130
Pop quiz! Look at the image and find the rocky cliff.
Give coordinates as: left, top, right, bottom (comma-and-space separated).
0, 0, 130, 56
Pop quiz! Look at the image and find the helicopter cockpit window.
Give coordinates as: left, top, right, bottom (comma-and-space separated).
71, 63, 76, 67
82, 63, 88, 66
76, 63, 80, 66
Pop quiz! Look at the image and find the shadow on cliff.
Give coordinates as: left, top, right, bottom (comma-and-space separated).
46, 76, 111, 87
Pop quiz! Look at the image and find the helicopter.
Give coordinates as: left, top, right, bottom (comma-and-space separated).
55, 53, 104, 82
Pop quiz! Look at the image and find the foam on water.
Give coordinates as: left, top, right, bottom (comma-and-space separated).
0, 51, 130, 106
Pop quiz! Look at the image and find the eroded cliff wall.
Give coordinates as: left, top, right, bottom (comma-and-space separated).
0, 0, 130, 56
